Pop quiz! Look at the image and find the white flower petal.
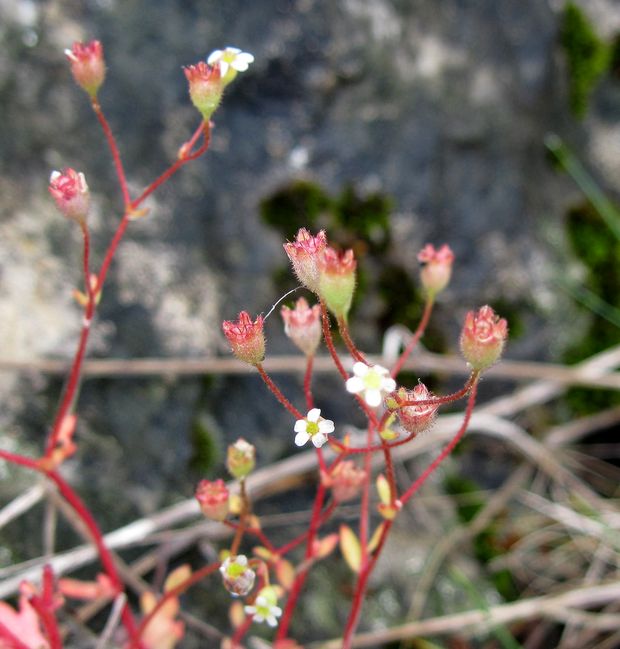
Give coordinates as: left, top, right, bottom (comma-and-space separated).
295, 431, 310, 446
226, 47, 242, 54
318, 419, 335, 434
267, 615, 278, 627
307, 408, 321, 422
374, 364, 389, 376
231, 60, 249, 71
207, 50, 223, 64
294, 419, 307, 433
346, 377, 365, 394
382, 377, 397, 392
353, 362, 369, 377
365, 389, 382, 408
244, 605, 256, 615
218, 60, 230, 77
254, 613, 265, 623
272, 606, 282, 616
312, 434, 327, 448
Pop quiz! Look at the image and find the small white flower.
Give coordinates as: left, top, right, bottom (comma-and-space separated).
244, 587, 282, 627
345, 362, 396, 408
294, 408, 335, 448
207, 46, 254, 77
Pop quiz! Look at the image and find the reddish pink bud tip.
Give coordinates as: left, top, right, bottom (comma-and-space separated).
184, 61, 223, 120
49, 168, 90, 223
281, 297, 322, 356
222, 311, 265, 365
283, 228, 327, 292
65, 40, 105, 97
195, 479, 230, 521
417, 243, 454, 296
460, 305, 508, 371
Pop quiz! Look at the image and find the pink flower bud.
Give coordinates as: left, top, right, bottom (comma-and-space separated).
49, 168, 90, 223
183, 61, 224, 120
64, 41, 106, 97
317, 247, 356, 318
222, 312, 265, 365
219, 555, 256, 597
283, 228, 327, 292
226, 438, 256, 479
322, 460, 366, 502
417, 244, 454, 297
392, 383, 438, 436
460, 305, 508, 371
281, 297, 322, 356
195, 479, 230, 521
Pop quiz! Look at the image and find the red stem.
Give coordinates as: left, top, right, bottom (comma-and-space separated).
320, 302, 379, 428
132, 122, 210, 208
230, 615, 254, 647
0, 450, 141, 644
275, 501, 336, 557
337, 317, 368, 365
303, 354, 314, 410
390, 297, 434, 378
342, 520, 393, 649
27, 596, 63, 649
276, 480, 327, 640
401, 378, 479, 505
256, 364, 303, 419
91, 100, 131, 208
135, 562, 220, 644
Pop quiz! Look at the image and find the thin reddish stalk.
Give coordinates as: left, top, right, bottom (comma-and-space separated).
132, 123, 210, 207
303, 354, 314, 410
275, 501, 336, 557
321, 302, 379, 428
223, 520, 277, 553
337, 317, 368, 364
401, 378, 479, 505
45, 222, 96, 455
342, 520, 393, 649
27, 596, 63, 649
81, 223, 93, 301
0, 450, 140, 644
276, 481, 327, 640
320, 300, 348, 381
390, 297, 434, 378
256, 364, 303, 419
135, 562, 220, 644
91, 100, 131, 208
359, 426, 373, 553
230, 615, 254, 647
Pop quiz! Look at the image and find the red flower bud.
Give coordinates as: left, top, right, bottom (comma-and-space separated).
460, 305, 508, 371
281, 297, 322, 356
65, 41, 106, 97
393, 383, 438, 436
183, 61, 224, 120
283, 228, 327, 292
195, 479, 230, 521
49, 168, 90, 223
222, 312, 265, 365
417, 244, 454, 297
322, 460, 366, 502
317, 247, 356, 318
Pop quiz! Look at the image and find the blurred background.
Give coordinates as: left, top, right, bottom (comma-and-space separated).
1, 0, 619, 647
